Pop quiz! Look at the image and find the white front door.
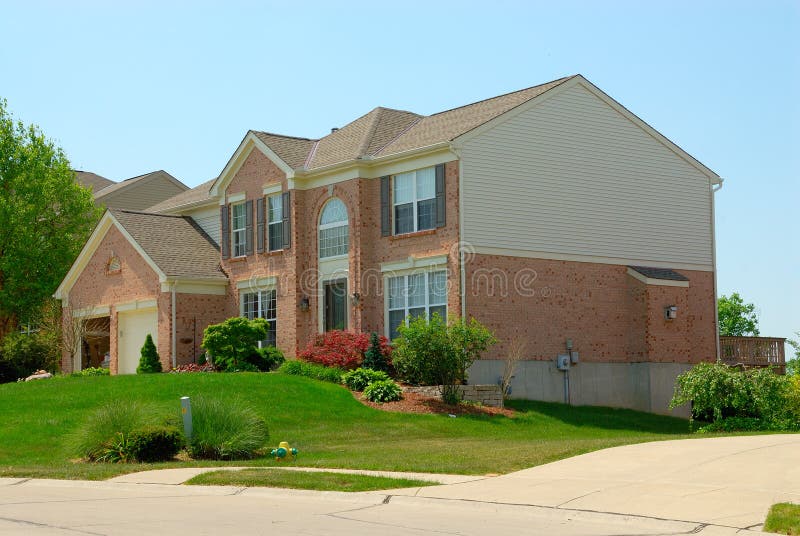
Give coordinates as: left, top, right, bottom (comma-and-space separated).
117, 309, 158, 374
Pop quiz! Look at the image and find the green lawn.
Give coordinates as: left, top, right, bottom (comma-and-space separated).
0, 373, 691, 480
765, 503, 800, 535
186, 468, 435, 492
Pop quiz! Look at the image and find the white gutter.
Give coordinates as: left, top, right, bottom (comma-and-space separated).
711, 179, 724, 361
171, 282, 177, 369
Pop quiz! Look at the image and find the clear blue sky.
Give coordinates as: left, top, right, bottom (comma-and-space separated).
2, 0, 798, 348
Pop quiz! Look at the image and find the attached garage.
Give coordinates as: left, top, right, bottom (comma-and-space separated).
117, 308, 158, 374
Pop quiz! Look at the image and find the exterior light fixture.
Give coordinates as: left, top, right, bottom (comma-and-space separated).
665, 305, 678, 320
351, 292, 361, 306
299, 296, 310, 312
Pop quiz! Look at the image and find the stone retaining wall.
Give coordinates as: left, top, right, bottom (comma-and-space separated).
403, 385, 504, 407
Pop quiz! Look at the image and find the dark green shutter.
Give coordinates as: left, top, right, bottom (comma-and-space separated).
435, 164, 446, 228
245, 199, 254, 256
220, 204, 230, 259
281, 191, 291, 249
380, 176, 391, 236
256, 197, 265, 254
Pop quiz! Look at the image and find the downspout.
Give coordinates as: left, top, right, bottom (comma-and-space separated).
451, 144, 467, 319
171, 282, 177, 369
711, 179, 724, 362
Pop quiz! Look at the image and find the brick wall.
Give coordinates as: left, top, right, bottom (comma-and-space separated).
464, 254, 716, 364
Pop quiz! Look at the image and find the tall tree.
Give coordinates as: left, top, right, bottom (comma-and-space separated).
717, 292, 760, 337
0, 99, 100, 336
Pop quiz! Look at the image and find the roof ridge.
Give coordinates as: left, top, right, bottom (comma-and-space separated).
367, 116, 424, 156
112, 209, 187, 219
303, 139, 320, 170
356, 108, 385, 158
427, 76, 576, 118
254, 130, 317, 142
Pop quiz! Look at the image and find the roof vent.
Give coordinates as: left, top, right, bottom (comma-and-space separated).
331, 127, 339, 133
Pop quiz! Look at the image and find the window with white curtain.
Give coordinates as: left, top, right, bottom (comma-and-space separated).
393, 167, 436, 235
386, 270, 447, 339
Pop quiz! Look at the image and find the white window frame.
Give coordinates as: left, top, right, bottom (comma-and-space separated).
319, 198, 349, 259
240, 288, 278, 347
231, 201, 247, 258
267, 194, 283, 252
385, 268, 447, 340
393, 167, 436, 235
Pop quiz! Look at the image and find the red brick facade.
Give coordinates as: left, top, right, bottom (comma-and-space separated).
62, 147, 716, 389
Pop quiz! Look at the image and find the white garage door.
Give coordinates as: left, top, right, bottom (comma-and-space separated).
117, 309, 158, 375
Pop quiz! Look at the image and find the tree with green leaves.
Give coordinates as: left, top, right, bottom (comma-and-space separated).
136, 334, 162, 374
786, 333, 799, 376
0, 99, 101, 337
202, 317, 268, 372
718, 293, 760, 337
361, 332, 390, 373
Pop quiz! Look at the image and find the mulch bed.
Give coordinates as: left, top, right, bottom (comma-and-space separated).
355, 390, 514, 417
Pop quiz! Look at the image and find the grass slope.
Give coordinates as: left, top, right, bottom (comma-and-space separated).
0, 373, 690, 479
764, 503, 800, 535
187, 468, 434, 492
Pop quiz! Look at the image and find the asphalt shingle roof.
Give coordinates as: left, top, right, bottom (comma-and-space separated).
74, 171, 114, 194
628, 266, 689, 282
252, 76, 575, 172
147, 178, 217, 213
96, 170, 186, 199
111, 210, 225, 280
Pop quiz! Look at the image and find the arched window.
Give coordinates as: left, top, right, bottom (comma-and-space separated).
319, 198, 349, 258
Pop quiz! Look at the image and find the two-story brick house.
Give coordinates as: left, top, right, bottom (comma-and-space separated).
55, 75, 722, 414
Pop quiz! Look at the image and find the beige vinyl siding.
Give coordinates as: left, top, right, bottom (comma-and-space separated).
459, 83, 713, 268
98, 173, 188, 211
187, 205, 221, 246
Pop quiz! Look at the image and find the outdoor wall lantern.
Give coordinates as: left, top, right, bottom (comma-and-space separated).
299, 296, 310, 312
351, 292, 361, 306
665, 305, 678, 320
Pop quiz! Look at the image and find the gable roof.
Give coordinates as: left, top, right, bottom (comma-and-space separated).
95, 170, 187, 200
148, 177, 217, 213
74, 170, 115, 193
110, 210, 225, 279
246, 78, 572, 173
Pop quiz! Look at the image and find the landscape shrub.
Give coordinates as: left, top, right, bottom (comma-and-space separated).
202, 317, 268, 372
363, 379, 403, 403
361, 332, 392, 373
342, 367, 389, 391
136, 334, 162, 374
298, 330, 391, 370
73, 401, 155, 462
392, 314, 496, 404
277, 360, 345, 383
187, 396, 269, 460
126, 426, 183, 462
696, 416, 799, 433
670, 362, 796, 429
70, 367, 109, 377
250, 346, 285, 371
0, 331, 59, 383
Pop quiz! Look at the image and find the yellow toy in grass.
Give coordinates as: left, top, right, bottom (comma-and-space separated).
270, 441, 298, 461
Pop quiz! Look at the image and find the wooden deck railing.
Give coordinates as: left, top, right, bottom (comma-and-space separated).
719, 336, 787, 373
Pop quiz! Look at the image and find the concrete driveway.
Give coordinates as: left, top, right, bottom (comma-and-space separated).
0, 434, 797, 535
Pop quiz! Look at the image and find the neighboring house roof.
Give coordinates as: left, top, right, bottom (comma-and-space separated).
147, 177, 217, 213
248, 77, 572, 172
94, 170, 189, 211
110, 210, 225, 280
74, 170, 115, 193
628, 266, 689, 282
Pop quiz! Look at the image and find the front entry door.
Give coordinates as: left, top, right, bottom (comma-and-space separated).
324, 279, 348, 331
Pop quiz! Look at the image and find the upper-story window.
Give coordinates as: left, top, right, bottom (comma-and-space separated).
268, 194, 283, 251
319, 198, 348, 258
231, 202, 247, 257
393, 166, 437, 235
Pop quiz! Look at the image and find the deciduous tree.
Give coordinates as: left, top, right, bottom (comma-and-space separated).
0, 99, 100, 336
718, 292, 760, 337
